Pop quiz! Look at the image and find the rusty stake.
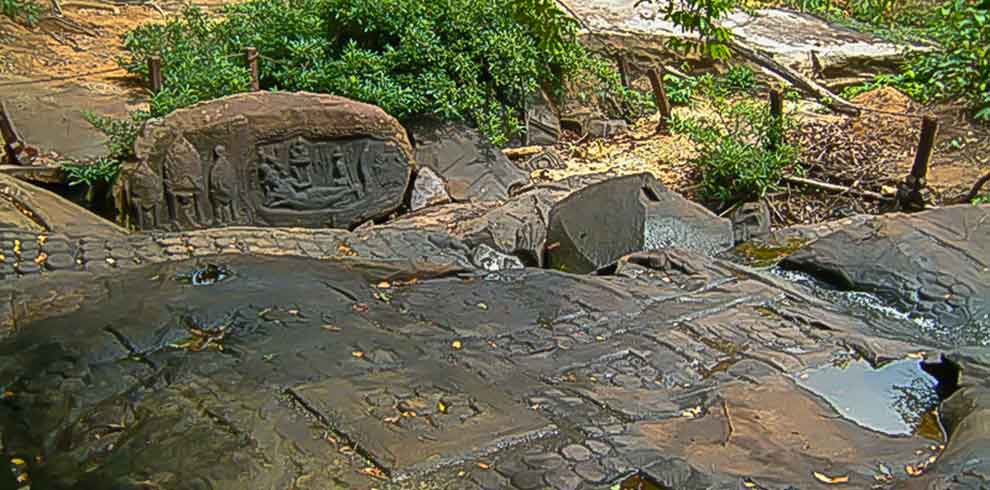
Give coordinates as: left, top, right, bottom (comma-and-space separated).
148, 56, 163, 94
646, 67, 672, 133
245, 47, 260, 91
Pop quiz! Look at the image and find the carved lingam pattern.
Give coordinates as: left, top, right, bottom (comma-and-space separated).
363, 385, 484, 433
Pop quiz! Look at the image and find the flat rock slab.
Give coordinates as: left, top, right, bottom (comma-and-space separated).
0, 81, 143, 164
0, 173, 126, 237
783, 205, 990, 346
120, 92, 413, 231
292, 362, 553, 479
408, 117, 528, 202
563, 0, 924, 79
545, 173, 732, 273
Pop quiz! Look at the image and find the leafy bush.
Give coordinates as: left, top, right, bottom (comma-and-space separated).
119, 0, 638, 145
1, 0, 40, 25
62, 111, 148, 186
672, 83, 799, 203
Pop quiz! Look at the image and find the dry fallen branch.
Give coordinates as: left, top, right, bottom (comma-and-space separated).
783, 175, 892, 201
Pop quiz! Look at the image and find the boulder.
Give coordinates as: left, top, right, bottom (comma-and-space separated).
545, 173, 733, 273
782, 205, 990, 340
119, 92, 413, 231
409, 167, 451, 211
407, 117, 528, 202
729, 200, 771, 244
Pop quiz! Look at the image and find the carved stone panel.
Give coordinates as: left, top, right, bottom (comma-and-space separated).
121, 92, 414, 231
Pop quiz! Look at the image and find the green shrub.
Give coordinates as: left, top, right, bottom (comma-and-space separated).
1, 0, 40, 25
975, 193, 990, 204
61, 110, 148, 187
119, 0, 638, 146
672, 84, 799, 203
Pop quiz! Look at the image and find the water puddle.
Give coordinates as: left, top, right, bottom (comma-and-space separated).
176, 263, 231, 286
792, 357, 943, 439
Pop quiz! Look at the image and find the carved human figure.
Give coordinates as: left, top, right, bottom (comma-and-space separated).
127, 162, 164, 229
209, 145, 238, 224
163, 136, 205, 228
287, 139, 313, 190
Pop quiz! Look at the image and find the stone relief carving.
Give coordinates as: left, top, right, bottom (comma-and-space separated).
163, 135, 206, 229
209, 145, 239, 224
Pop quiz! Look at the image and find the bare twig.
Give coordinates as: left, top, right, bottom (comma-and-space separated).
949, 170, 990, 204
722, 398, 734, 447
783, 175, 892, 201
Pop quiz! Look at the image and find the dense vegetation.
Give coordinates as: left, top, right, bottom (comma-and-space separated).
118, 0, 649, 146
1, 0, 39, 24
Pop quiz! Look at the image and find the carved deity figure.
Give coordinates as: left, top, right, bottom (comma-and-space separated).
163, 136, 205, 228
287, 139, 313, 190
127, 162, 164, 230
209, 145, 238, 224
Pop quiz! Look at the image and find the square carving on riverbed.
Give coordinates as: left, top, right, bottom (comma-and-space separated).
290, 362, 554, 479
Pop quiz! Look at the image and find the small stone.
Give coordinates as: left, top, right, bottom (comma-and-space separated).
410, 166, 451, 211
44, 253, 76, 271
543, 467, 582, 490
522, 452, 564, 470
585, 440, 611, 456
573, 460, 608, 483
471, 468, 509, 490
14, 261, 41, 274
560, 444, 592, 462
510, 470, 546, 490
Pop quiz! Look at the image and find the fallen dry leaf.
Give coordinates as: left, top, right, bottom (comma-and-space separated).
352, 351, 365, 359
359, 466, 388, 480
16, 474, 28, 483
321, 324, 341, 332
813, 471, 849, 484
10, 458, 25, 466
376, 281, 391, 289
451, 340, 462, 350
906, 465, 923, 477
437, 400, 448, 413
352, 303, 369, 313
477, 462, 490, 470
34, 252, 47, 265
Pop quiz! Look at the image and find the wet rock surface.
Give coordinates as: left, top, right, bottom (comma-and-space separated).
546, 173, 733, 273
783, 205, 990, 345
408, 117, 529, 202
119, 92, 414, 231
1, 171, 989, 490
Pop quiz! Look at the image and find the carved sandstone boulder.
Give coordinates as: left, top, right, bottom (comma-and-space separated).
120, 92, 414, 231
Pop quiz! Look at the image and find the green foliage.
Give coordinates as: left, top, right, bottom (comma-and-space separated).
974, 192, 990, 204
663, 65, 758, 105
1, 0, 40, 25
120, 0, 631, 146
62, 157, 122, 187
672, 85, 799, 202
63, 110, 148, 186
637, 0, 738, 60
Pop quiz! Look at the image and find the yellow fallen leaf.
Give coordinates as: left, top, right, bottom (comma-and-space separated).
34, 252, 47, 265
383, 415, 400, 424
352, 351, 365, 358
10, 458, 25, 466
743, 481, 756, 488
813, 471, 849, 484
16, 474, 28, 483
322, 324, 341, 332
477, 302, 488, 310
906, 465, 923, 476
377, 281, 391, 289
437, 400, 447, 413
451, 340, 462, 350
457, 470, 466, 477
477, 462, 490, 470
287, 309, 300, 316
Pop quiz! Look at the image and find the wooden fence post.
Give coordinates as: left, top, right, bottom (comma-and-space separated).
148, 56, 163, 94
646, 67, 672, 133
245, 47, 260, 91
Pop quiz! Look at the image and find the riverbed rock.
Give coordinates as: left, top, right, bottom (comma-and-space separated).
1, 173, 126, 237
782, 205, 990, 344
525, 90, 562, 146
408, 117, 528, 202
545, 173, 733, 273
409, 167, 451, 211
119, 92, 414, 231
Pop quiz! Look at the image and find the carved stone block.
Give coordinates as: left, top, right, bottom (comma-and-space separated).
121, 92, 414, 231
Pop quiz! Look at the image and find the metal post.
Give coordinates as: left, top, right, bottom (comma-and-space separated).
646, 67, 672, 133
245, 47, 260, 91
148, 56, 163, 94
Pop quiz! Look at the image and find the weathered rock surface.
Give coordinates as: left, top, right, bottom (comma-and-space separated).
545, 173, 733, 273
563, 0, 927, 85
1, 173, 126, 237
409, 166, 451, 211
783, 205, 990, 344
525, 91, 562, 146
408, 117, 528, 202
119, 92, 414, 231
729, 200, 771, 244
1, 233, 986, 490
